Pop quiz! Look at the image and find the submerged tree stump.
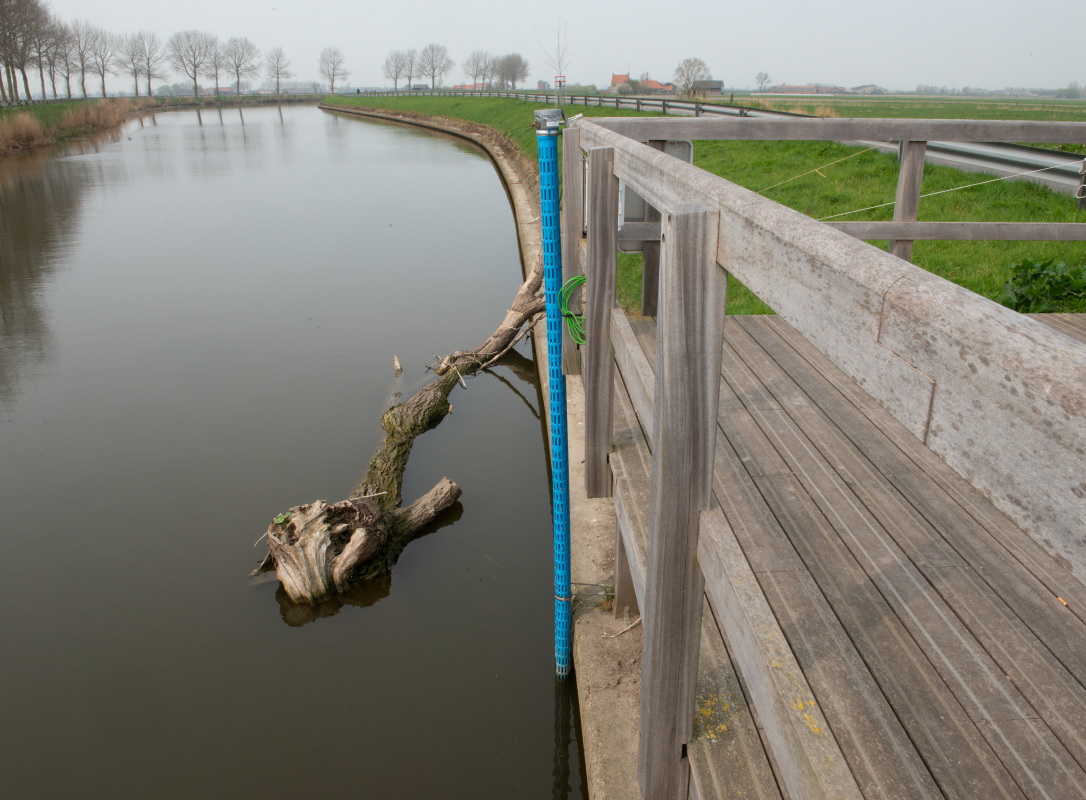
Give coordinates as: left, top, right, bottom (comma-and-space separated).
253, 253, 545, 604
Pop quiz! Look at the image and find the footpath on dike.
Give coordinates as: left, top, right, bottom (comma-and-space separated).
319, 102, 641, 799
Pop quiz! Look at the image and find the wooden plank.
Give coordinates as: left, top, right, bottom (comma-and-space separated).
828, 221, 1086, 241
688, 597, 783, 800
611, 308, 656, 444
639, 205, 726, 800
618, 221, 662, 242
610, 368, 652, 614
734, 316, 1086, 770
584, 146, 619, 498
889, 140, 927, 262
763, 315, 1086, 628
641, 140, 666, 318
1029, 313, 1086, 345
583, 116, 1086, 144
561, 126, 584, 375
698, 509, 863, 800
721, 322, 1086, 796
613, 516, 640, 619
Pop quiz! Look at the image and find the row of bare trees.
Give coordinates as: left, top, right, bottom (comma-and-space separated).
381, 44, 455, 91
0, 1, 311, 102
461, 52, 530, 91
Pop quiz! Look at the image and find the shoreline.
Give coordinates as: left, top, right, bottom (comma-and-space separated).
318, 102, 640, 799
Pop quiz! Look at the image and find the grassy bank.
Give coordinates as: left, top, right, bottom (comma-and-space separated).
0, 97, 162, 158
331, 96, 1086, 313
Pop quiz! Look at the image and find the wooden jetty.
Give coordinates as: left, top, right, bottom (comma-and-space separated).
565, 116, 1086, 800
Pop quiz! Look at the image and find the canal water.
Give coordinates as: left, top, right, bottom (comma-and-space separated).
0, 104, 586, 798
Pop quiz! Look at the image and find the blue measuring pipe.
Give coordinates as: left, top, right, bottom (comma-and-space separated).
534, 108, 571, 678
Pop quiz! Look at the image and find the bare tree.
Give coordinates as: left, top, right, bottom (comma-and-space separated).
418, 42, 453, 90
41, 15, 68, 99
264, 46, 292, 94
117, 33, 144, 96
3, 0, 47, 100
673, 57, 710, 98
168, 29, 215, 98
496, 53, 529, 90
462, 50, 487, 89
317, 46, 349, 93
201, 36, 225, 95
481, 53, 497, 89
55, 22, 75, 99
755, 71, 770, 91
382, 49, 405, 90
402, 47, 417, 90
68, 19, 95, 98
225, 37, 260, 95
538, 18, 571, 104
29, 8, 54, 100
87, 26, 117, 98
138, 30, 167, 97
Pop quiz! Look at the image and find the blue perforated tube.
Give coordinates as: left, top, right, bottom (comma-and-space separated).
537, 126, 572, 678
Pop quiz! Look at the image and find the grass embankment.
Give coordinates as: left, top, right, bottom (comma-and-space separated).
0, 97, 160, 158
325, 95, 1086, 314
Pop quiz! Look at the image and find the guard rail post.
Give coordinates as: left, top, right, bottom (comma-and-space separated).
639, 202, 725, 800
1078, 159, 1086, 211
583, 146, 618, 498
889, 140, 927, 262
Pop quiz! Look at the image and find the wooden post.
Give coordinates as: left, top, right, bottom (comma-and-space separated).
889, 140, 927, 262
639, 204, 726, 800
662, 99, 668, 116
640, 140, 667, 318
562, 126, 585, 375
614, 521, 639, 619
584, 147, 619, 499
694, 102, 702, 117
636, 98, 642, 112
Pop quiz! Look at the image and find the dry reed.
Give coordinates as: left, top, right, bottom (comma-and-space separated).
1, 97, 158, 159
0, 112, 49, 156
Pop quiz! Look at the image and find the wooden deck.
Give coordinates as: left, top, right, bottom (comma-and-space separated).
610, 312, 1086, 800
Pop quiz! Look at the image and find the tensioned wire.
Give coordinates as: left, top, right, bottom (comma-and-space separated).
818, 158, 1086, 221
757, 140, 893, 194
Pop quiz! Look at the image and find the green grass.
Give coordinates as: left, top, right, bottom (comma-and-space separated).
324, 95, 1086, 314
0, 99, 86, 127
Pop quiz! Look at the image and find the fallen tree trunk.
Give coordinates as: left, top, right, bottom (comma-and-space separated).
253, 252, 545, 604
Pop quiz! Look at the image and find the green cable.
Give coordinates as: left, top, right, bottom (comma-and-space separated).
560, 275, 586, 346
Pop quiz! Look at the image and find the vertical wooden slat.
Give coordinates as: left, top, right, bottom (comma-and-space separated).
638, 204, 726, 800
613, 521, 640, 619
888, 140, 927, 262
562, 126, 584, 375
640, 140, 667, 318
584, 146, 619, 499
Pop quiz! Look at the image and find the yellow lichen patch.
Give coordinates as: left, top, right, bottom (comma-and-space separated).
804, 713, 821, 735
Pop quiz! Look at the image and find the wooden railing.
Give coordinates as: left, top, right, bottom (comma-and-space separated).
566, 115, 1086, 798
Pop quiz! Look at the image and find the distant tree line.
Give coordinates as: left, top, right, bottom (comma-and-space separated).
382, 47, 529, 91
0, 0, 351, 101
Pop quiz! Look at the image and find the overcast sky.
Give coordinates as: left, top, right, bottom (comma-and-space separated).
49, 0, 1085, 93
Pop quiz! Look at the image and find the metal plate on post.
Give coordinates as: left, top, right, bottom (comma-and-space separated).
619, 141, 692, 253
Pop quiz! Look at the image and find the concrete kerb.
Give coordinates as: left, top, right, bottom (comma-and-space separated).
318, 103, 640, 800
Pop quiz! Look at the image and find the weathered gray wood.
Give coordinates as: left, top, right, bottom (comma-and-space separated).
584, 146, 619, 498
562, 126, 584, 375
611, 308, 655, 443
1078, 160, 1086, 211
618, 221, 662, 243
585, 116, 1086, 144
638, 204, 726, 800
888, 141, 927, 261
613, 498, 642, 620
688, 597, 783, 800
611, 368, 652, 614
828, 221, 1086, 240
1030, 313, 1086, 344
698, 509, 864, 800
641, 140, 666, 318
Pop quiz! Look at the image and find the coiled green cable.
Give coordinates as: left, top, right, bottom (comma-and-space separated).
560, 275, 586, 346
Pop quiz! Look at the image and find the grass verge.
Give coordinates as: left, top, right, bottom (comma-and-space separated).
328, 96, 1086, 313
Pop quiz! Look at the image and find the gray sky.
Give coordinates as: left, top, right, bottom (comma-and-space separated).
50, 0, 1085, 93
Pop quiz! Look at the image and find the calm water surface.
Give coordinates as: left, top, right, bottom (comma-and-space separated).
0, 104, 585, 798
